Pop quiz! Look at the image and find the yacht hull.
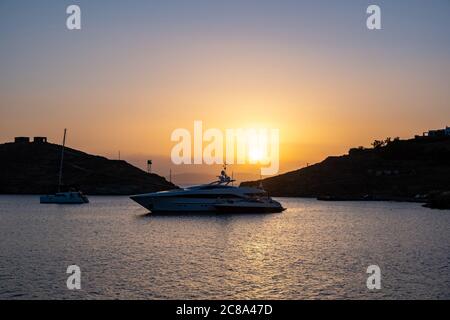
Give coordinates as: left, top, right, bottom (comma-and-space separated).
130, 196, 284, 214
130, 196, 218, 213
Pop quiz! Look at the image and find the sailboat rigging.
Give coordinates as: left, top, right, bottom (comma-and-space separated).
40, 129, 89, 204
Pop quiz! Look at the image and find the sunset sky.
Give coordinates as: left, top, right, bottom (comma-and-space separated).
1, 0, 449, 183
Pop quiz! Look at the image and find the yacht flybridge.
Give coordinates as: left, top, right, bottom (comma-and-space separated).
130, 166, 285, 214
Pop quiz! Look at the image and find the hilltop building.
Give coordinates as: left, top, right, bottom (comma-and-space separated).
14, 137, 30, 143
13, 136, 48, 143
33, 137, 47, 143
417, 126, 450, 139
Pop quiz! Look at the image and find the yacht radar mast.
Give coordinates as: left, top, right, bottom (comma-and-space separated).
214, 163, 236, 185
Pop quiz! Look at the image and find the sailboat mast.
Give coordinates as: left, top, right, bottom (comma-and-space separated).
57, 128, 67, 192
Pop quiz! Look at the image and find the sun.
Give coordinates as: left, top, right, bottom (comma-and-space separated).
248, 144, 264, 163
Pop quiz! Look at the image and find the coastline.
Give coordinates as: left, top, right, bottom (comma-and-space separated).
2, 193, 446, 209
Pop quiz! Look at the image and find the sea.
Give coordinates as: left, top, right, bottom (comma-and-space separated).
0, 195, 449, 299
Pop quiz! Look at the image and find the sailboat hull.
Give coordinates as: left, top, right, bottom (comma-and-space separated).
40, 192, 89, 204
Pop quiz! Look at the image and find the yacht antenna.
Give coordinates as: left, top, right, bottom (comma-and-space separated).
57, 128, 67, 192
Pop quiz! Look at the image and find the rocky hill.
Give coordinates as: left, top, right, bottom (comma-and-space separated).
0, 141, 176, 195
241, 136, 450, 202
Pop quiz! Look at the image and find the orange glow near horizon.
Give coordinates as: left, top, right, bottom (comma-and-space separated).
1, 2, 450, 182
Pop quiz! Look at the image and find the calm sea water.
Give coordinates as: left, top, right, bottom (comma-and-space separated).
0, 195, 449, 300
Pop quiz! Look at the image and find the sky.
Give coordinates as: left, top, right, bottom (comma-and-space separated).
1, 0, 449, 183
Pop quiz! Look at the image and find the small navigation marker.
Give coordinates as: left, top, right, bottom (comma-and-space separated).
147, 160, 152, 173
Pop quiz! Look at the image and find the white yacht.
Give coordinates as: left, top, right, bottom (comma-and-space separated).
130, 166, 284, 214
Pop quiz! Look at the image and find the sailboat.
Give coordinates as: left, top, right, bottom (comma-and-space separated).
40, 129, 89, 204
